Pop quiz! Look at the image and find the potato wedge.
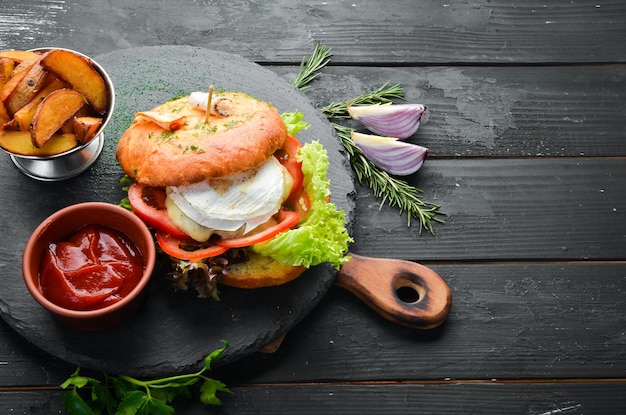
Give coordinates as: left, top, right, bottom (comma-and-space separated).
0, 57, 15, 89
0, 130, 78, 156
0, 101, 10, 125
40, 49, 108, 114
4, 61, 48, 115
73, 116, 103, 143
59, 105, 97, 133
0, 58, 39, 104
31, 89, 85, 148
0, 50, 40, 63
12, 77, 66, 131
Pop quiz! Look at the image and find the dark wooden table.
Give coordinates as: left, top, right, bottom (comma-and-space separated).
1, 1, 625, 413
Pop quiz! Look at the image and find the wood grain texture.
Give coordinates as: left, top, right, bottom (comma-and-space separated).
0, 0, 624, 413
336, 253, 452, 329
2, 263, 624, 386
0, 0, 624, 64
2, 381, 625, 414
215, 263, 626, 384
349, 158, 626, 261
284, 65, 626, 158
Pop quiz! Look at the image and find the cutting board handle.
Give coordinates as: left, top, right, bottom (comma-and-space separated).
336, 253, 452, 329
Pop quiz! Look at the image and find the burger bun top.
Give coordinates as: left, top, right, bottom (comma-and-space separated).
116, 91, 288, 187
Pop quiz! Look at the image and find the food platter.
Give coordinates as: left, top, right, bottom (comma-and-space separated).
0, 45, 355, 377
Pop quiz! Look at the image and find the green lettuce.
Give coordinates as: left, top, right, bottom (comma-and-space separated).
281, 110, 311, 136
251, 117, 352, 269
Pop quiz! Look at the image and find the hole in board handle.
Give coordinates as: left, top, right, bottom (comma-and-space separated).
394, 274, 425, 304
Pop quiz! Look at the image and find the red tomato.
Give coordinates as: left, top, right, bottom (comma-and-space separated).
274, 134, 303, 199
155, 232, 229, 260
127, 182, 190, 240
215, 209, 299, 249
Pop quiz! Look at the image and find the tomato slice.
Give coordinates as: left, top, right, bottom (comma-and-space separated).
274, 134, 303, 199
127, 182, 190, 240
156, 231, 229, 260
215, 209, 299, 249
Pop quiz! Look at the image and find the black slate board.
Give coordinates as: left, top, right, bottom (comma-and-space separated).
0, 46, 355, 377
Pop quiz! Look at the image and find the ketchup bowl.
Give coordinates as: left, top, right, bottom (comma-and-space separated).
22, 202, 156, 331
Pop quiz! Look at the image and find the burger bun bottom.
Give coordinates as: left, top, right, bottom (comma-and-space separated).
221, 251, 306, 289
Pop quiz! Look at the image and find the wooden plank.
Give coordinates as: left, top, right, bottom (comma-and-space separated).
2, 264, 624, 385
2, 381, 625, 414
0, 0, 624, 64
349, 158, 626, 261
0, 320, 74, 384
215, 263, 626, 383
280, 65, 626, 158
175, 382, 626, 414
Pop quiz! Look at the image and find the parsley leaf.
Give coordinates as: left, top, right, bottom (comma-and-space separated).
61, 342, 231, 415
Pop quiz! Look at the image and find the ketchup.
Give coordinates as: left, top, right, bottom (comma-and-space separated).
39, 224, 144, 311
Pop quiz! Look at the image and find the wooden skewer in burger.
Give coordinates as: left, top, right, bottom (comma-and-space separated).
204, 84, 213, 124
116, 89, 352, 299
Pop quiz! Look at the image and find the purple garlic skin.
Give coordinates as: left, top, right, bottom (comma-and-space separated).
347, 103, 426, 140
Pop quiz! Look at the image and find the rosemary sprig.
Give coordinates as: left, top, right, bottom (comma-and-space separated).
292, 43, 333, 91
292, 44, 445, 234
320, 82, 404, 119
333, 123, 444, 234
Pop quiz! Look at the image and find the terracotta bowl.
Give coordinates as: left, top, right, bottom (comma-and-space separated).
2, 47, 115, 181
22, 202, 155, 331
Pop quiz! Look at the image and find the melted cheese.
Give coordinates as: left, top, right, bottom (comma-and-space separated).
166, 157, 292, 241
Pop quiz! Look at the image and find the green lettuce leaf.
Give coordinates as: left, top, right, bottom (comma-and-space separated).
251, 139, 352, 269
281, 111, 311, 136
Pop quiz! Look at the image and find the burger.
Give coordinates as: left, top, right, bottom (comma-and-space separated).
116, 90, 352, 298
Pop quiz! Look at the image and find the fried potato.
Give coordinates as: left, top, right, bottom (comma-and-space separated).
0, 48, 109, 157
4, 60, 48, 115
12, 77, 66, 131
31, 88, 85, 148
0, 57, 15, 89
40, 49, 108, 114
72, 116, 103, 144
59, 105, 98, 133
0, 130, 78, 156
0, 58, 39, 104
0, 101, 10, 126
0, 50, 40, 63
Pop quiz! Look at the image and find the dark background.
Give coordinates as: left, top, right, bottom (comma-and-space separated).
1, 1, 625, 413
